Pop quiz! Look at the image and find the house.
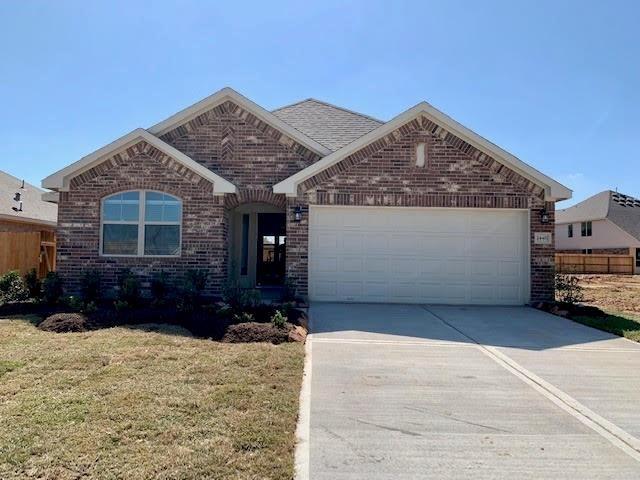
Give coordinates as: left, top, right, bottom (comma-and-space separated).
42, 87, 571, 305
0, 170, 57, 276
555, 190, 640, 273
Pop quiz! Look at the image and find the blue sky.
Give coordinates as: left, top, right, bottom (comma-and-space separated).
1, 1, 638, 207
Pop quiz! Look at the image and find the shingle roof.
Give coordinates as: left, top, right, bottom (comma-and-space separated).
272, 99, 384, 152
556, 190, 640, 241
0, 170, 57, 226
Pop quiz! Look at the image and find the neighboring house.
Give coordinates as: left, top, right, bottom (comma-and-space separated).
42, 87, 571, 305
556, 190, 640, 272
0, 170, 57, 276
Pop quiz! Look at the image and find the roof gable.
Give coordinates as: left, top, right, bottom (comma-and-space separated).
272, 98, 383, 151
148, 88, 331, 157
274, 101, 572, 201
42, 129, 236, 194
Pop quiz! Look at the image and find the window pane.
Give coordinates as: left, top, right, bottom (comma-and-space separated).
121, 191, 140, 201
163, 204, 181, 222
144, 225, 180, 255
103, 224, 138, 255
103, 203, 121, 221
121, 203, 140, 221
145, 192, 181, 222
103, 192, 139, 222
145, 204, 163, 222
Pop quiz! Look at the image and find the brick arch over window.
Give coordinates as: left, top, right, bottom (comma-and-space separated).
224, 190, 287, 210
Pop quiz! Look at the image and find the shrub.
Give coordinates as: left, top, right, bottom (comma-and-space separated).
80, 269, 101, 304
65, 295, 85, 312
222, 281, 261, 311
0, 270, 28, 305
42, 272, 64, 305
271, 310, 287, 329
177, 269, 208, 312
117, 269, 141, 307
232, 311, 255, 323
24, 268, 42, 299
150, 271, 170, 305
282, 276, 296, 302
39, 312, 88, 333
555, 273, 584, 305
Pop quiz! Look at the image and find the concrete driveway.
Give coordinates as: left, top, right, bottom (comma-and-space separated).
299, 304, 640, 479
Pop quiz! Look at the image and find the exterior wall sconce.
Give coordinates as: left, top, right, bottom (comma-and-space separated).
293, 205, 303, 222
540, 209, 550, 224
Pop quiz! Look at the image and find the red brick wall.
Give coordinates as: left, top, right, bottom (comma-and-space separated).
56, 140, 227, 297
161, 101, 321, 190
286, 116, 556, 303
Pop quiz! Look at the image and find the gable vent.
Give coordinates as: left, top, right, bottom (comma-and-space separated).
416, 142, 426, 168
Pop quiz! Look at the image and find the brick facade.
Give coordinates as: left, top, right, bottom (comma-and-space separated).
57, 104, 558, 303
56, 140, 227, 296
286, 115, 556, 303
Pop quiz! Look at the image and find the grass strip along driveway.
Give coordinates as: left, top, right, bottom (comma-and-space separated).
0, 316, 304, 480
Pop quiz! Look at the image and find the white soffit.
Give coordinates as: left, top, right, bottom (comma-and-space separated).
148, 87, 332, 157
41, 128, 236, 194
274, 101, 572, 202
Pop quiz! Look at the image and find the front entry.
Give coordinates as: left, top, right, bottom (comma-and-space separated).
256, 213, 286, 286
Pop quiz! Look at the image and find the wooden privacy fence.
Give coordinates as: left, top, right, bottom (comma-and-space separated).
555, 253, 634, 275
0, 230, 56, 278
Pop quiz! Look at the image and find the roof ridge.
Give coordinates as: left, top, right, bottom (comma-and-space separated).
0, 170, 43, 192
272, 98, 385, 124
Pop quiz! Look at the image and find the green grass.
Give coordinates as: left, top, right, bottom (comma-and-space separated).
571, 311, 640, 343
0, 317, 305, 480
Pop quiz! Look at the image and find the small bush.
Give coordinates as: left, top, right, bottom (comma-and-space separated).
114, 299, 130, 312
150, 271, 170, 305
271, 310, 287, 329
282, 276, 296, 302
177, 269, 208, 312
0, 270, 28, 304
42, 272, 64, 305
222, 281, 261, 311
80, 269, 101, 304
233, 311, 255, 323
117, 270, 141, 307
24, 269, 42, 299
65, 295, 85, 312
39, 312, 88, 333
555, 273, 584, 305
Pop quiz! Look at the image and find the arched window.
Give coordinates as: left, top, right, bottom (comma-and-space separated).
101, 191, 182, 256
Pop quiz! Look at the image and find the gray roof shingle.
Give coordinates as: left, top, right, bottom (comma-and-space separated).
0, 170, 57, 226
556, 190, 640, 241
272, 99, 383, 152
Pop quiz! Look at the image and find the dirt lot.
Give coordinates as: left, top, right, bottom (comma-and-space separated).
576, 274, 640, 316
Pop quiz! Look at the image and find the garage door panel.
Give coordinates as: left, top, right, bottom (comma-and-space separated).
309, 207, 529, 305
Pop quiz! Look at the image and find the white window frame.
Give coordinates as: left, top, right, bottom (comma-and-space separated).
100, 190, 183, 258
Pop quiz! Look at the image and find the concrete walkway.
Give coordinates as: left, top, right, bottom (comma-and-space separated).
300, 303, 640, 479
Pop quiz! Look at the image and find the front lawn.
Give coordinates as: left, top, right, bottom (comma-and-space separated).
570, 312, 640, 343
0, 316, 304, 479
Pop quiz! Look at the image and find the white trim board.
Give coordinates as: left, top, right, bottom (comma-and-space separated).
148, 87, 332, 157
42, 128, 236, 194
274, 101, 572, 202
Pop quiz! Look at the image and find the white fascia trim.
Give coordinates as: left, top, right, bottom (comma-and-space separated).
42, 191, 60, 203
148, 87, 332, 157
42, 128, 237, 194
274, 101, 572, 202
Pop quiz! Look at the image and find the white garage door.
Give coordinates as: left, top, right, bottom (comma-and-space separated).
309, 206, 529, 305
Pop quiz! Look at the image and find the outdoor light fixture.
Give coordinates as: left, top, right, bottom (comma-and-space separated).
540, 209, 550, 224
293, 205, 302, 222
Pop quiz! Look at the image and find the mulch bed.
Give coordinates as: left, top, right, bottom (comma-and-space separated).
533, 301, 608, 319
2, 300, 308, 344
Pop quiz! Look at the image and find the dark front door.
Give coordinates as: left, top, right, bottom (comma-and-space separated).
256, 213, 286, 286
